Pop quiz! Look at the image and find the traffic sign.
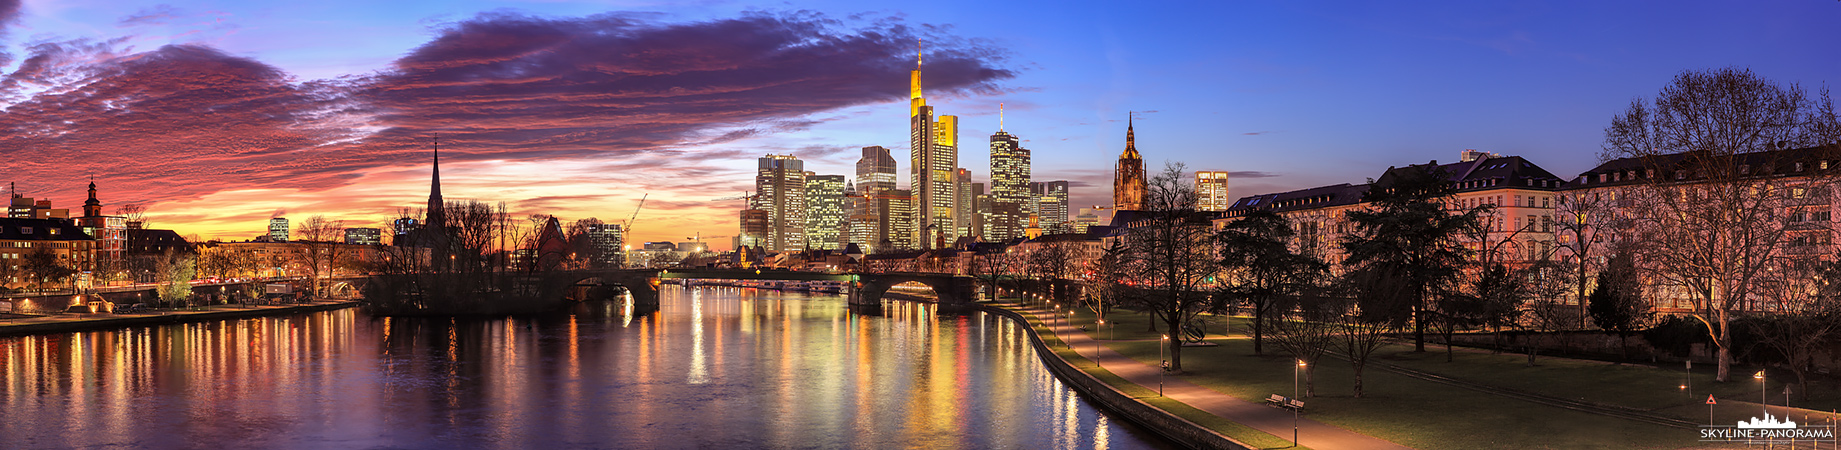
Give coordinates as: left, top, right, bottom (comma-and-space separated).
1707, 395, 1717, 405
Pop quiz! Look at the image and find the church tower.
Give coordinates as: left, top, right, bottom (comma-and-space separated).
83, 179, 103, 218
426, 137, 446, 232
1113, 116, 1147, 211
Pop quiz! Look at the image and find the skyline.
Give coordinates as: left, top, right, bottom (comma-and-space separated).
1, 0, 1837, 247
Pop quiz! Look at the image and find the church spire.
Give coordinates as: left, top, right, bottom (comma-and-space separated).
1121, 113, 1140, 159
83, 176, 102, 218
426, 135, 446, 229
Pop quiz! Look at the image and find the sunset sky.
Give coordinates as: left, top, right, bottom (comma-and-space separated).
1, 0, 1836, 248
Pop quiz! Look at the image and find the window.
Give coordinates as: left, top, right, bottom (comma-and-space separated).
1796, 162, 1805, 172
1599, 174, 1608, 183
1515, 196, 1522, 207
1676, 170, 1687, 180
1646, 169, 1655, 179
20, 227, 31, 235
1542, 197, 1551, 208
1741, 165, 1751, 174
1542, 215, 1553, 233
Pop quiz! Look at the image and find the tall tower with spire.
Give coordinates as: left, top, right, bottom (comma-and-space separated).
426, 136, 447, 233
1114, 116, 1147, 211
83, 179, 103, 218
909, 40, 959, 249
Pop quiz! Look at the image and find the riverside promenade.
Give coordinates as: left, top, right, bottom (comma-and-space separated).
0, 300, 360, 336
999, 302, 1414, 450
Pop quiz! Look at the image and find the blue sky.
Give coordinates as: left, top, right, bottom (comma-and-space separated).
3, 0, 1836, 245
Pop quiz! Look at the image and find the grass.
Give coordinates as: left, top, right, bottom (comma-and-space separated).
1051, 305, 1760, 450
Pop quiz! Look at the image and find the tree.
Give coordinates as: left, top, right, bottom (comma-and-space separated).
21, 249, 75, 291
1552, 189, 1615, 327
1747, 261, 1841, 399
1588, 252, 1649, 363
155, 248, 195, 306
1268, 284, 1338, 397
1601, 67, 1841, 381
1339, 264, 1412, 398
292, 215, 347, 297
1081, 240, 1129, 326
1217, 209, 1328, 355
1341, 163, 1484, 352
1121, 163, 1220, 372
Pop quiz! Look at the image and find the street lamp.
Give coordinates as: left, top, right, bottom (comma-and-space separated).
1159, 334, 1169, 396
1095, 319, 1104, 369
1755, 371, 1767, 420
1295, 359, 1306, 447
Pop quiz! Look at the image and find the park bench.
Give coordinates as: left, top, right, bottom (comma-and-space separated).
1266, 394, 1305, 411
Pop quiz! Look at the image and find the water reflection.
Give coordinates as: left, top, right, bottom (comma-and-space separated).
1, 286, 1171, 449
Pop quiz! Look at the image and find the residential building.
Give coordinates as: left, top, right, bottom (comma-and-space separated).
0, 218, 96, 290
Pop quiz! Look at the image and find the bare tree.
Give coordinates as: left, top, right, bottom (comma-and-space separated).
1601, 67, 1841, 381
116, 204, 147, 228
1120, 163, 1219, 372
291, 215, 347, 297
1747, 261, 1841, 399
1268, 285, 1338, 397
1339, 265, 1410, 398
1217, 209, 1328, 355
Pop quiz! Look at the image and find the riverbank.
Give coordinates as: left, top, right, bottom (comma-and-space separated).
0, 300, 361, 337
972, 301, 1293, 450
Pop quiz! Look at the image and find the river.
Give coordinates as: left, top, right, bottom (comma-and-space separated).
0, 285, 1174, 449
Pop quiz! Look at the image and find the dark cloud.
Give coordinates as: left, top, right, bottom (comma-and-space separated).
1229, 171, 1280, 178
0, 11, 1014, 219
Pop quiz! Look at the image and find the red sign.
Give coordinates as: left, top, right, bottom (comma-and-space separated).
1707, 395, 1717, 405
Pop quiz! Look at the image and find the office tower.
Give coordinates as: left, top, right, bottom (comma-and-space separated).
910, 43, 957, 248
1114, 117, 1147, 211
988, 129, 1030, 241
866, 189, 915, 253
344, 228, 382, 245
806, 174, 846, 250
972, 182, 991, 242
1196, 171, 1231, 211
1032, 180, 1070, 233
954, 168, 974, 240
587, 223, 624, 267
856, 146, 898, 194
754, 154, 807, 252
738, 209, 768, 250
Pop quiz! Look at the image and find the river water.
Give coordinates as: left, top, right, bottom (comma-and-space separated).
0, 285, 1173, 449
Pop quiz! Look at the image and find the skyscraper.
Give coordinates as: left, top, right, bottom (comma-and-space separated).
1114, 117, 1147, 212
1032, 180, 1070, 233
856, 146, 898, 194
1196, 171, 1231, 211
754, 154, 807, 252
586, 223, 624, 268
954, 168, 974, 240
805, 174, 846, 250
910, 43, 958, 248
988, 129, 1030, 241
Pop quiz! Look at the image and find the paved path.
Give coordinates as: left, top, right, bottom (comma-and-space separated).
1004, 303, 1413, 450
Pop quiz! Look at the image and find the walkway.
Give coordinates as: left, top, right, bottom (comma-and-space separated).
0, 300, 359, 336
1003, 303, 1413, 450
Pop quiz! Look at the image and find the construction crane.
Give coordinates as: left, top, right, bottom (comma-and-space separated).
625, 193, 648, 236
711, 191, 757, 209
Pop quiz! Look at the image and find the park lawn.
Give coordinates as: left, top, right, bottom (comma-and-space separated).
1101, 337, 1707, 450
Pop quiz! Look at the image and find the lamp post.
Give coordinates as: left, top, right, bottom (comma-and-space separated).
1159, 334, 1169, 396
1295, 359, 1306, 447
1755, 371, 1766, 420
1096, 319, 1105, 369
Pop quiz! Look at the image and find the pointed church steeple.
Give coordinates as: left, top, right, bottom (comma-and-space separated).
426, 136, 446, 230
1122, 115, 1140, 159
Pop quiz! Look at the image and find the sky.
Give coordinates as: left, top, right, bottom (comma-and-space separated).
0, 0, 1837, 249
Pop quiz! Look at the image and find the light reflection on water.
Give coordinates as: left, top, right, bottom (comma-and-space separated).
0, 286, 1174, 449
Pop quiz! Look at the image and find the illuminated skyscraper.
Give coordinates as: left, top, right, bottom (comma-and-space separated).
1114, 117, 1147, 211
805, 174, 846, 250
856, 146, 898, 194
910, 42, 958, 248
1032, 180, 1070, 233
268, 217, 289, 242
954, 168, 975, 239
1196, 171, 1231, 211
738, 209, 768, 250
988, 129, 1030, 241
754, 154, 807, 252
